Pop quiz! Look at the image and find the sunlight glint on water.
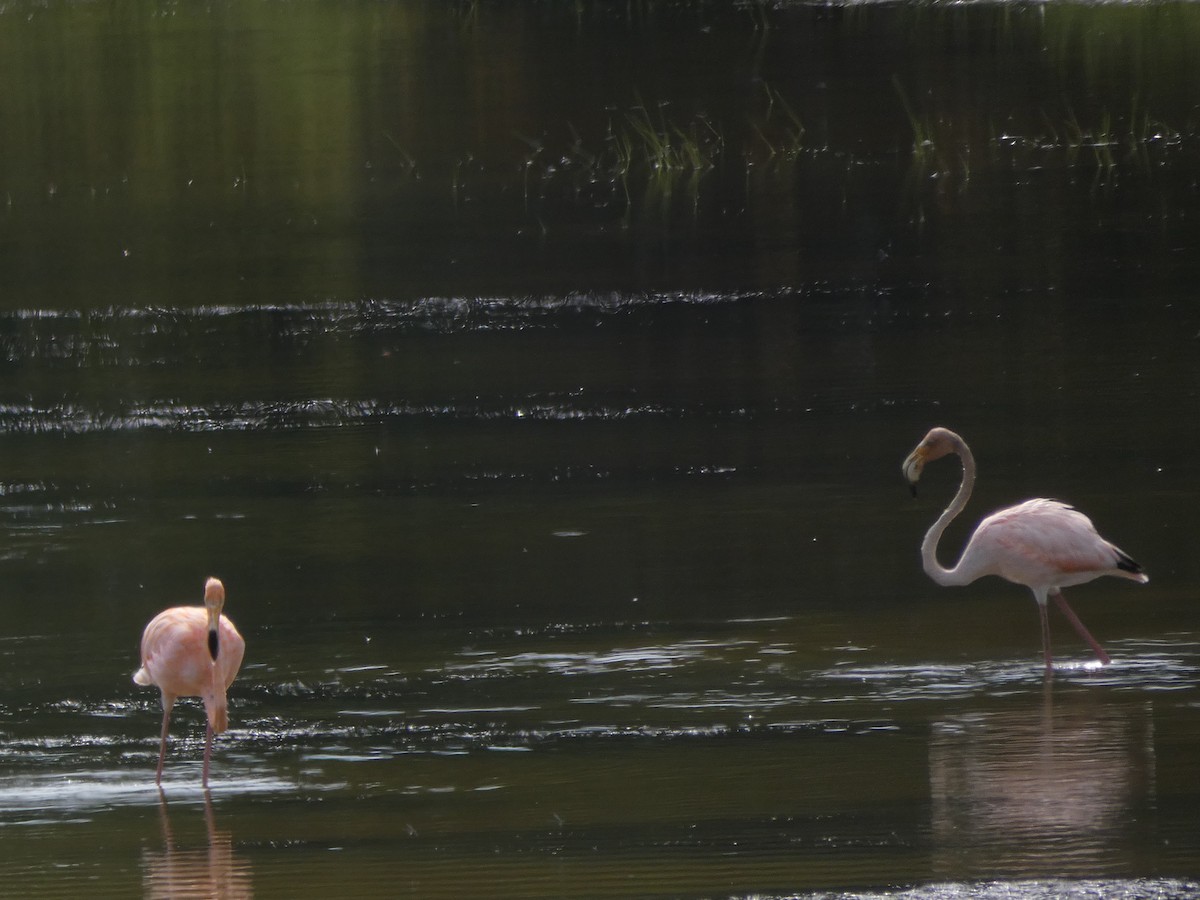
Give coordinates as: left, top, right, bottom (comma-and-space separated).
0, 0, 1198, 896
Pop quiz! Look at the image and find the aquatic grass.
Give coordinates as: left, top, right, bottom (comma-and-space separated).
888, 82, 1187, 186
496, 96, 731, 224
454, 0, 479, 28
515, 131, 545, 207
1063, 104, 1085, 151
1092, 108, 1117, 178
381, 80, 1197, 231
741, 0, 771, 31
893, 76, 955, 186
604, 119, 635, 215
955, 98, 1187, 187
1038, 109, 1061, 149
772, 88, 805, 153
892, 75, 936, 158
565, 122, 596, 169
620, 102, 722, 197
625, 101, 675, 172
749, 83, 805, 161
750, 120, 777, 159
1124, 96, 1181, 171
601, 111, 631, 172
620, 97, 721, 178
410, 76, 1200, 224
381, 131, 417, 175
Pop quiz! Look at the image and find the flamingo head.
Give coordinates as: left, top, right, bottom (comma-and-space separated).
203, 577, 225, 661
903, 426, 964, 495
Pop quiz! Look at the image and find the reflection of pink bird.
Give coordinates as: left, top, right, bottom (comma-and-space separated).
134, 578, 246, 786
903, 427, 1147, 673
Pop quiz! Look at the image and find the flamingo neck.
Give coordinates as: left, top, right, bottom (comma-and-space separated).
921, 439, 977, 587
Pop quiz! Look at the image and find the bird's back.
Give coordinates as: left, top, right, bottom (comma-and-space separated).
970, 498, 1144, 589
134, 606, 245, 697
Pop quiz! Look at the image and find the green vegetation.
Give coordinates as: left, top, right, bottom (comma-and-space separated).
2, 0, 1199, 294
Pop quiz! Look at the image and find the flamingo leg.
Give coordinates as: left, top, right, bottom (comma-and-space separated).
1051, 589, 1111, 665
1038, 600, 1053, 675
156, 696, 175, 786
202, 721, 213, 788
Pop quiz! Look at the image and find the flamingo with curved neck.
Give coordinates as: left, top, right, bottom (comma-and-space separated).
903, 427, 1147, 674
134, 577, 246, 787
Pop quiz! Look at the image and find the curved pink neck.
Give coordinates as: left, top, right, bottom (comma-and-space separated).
921, 438, 977, 586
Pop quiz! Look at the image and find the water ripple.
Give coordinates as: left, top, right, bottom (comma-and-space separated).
0, 291, 766, 356
815, 638, 1200, 703
756, 880, 1200, 900
0, 396, 749, 435
0, 769, 300, 816
441, 639, 733, 679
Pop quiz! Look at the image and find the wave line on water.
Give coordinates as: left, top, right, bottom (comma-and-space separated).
0, 769, 300, 817
0, 394, 752, 436
0, 289, 771, 351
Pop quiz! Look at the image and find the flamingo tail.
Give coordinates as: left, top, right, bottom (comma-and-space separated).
1113, 547, 1148, 582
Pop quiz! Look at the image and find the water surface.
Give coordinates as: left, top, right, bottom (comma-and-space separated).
0, 1, 1199, 897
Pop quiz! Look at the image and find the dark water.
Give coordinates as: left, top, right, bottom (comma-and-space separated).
1, 1, 1200, 897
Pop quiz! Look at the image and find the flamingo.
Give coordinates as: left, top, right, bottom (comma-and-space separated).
133, 577, 245, 787
902, 427, 1146, 673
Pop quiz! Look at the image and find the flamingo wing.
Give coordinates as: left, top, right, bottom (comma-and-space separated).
971, 498, 1134, 588
136, 608, 245, 696
137, 608, 212, 691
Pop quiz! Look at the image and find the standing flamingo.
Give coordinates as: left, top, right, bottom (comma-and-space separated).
134, 577, 245, 787
902, 427, 1146, 673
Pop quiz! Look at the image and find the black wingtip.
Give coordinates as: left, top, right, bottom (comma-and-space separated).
1115, 550, 1143, 576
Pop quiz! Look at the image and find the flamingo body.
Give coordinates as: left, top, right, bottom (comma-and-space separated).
134, 577, 245, 786
903, 427, 1146, 673
959, 498, 1142, 590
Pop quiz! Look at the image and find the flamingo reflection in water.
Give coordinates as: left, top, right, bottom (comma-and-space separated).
903, 427, 1147, 673
929, 688, 1156, 877
134, 577, 246, 786
144, 790, 254, 899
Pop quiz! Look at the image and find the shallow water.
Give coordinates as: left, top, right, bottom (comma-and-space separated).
1, 0, 1200, 897
2, 625, 1200, 897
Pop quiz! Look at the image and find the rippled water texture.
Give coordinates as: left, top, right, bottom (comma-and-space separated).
1, 0, 1200, 897
3, 625, 1199, 898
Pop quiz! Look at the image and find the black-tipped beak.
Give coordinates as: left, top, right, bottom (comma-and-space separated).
208, 629, 220, 661
909, 482, 918, 498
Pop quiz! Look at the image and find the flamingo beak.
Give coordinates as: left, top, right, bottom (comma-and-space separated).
205, 603, 221, 660
902, 446, 927, 496
202, 577, 225, 662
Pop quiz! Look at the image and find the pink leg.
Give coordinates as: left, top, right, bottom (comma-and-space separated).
1038, 601, 1053, 676
202, 721, 213, 788
1051, 589, 1111, 665
155, 697, 175, 786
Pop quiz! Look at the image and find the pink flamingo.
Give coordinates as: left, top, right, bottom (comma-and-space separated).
134, 577, 245, 786
902, 427, 1147, 673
